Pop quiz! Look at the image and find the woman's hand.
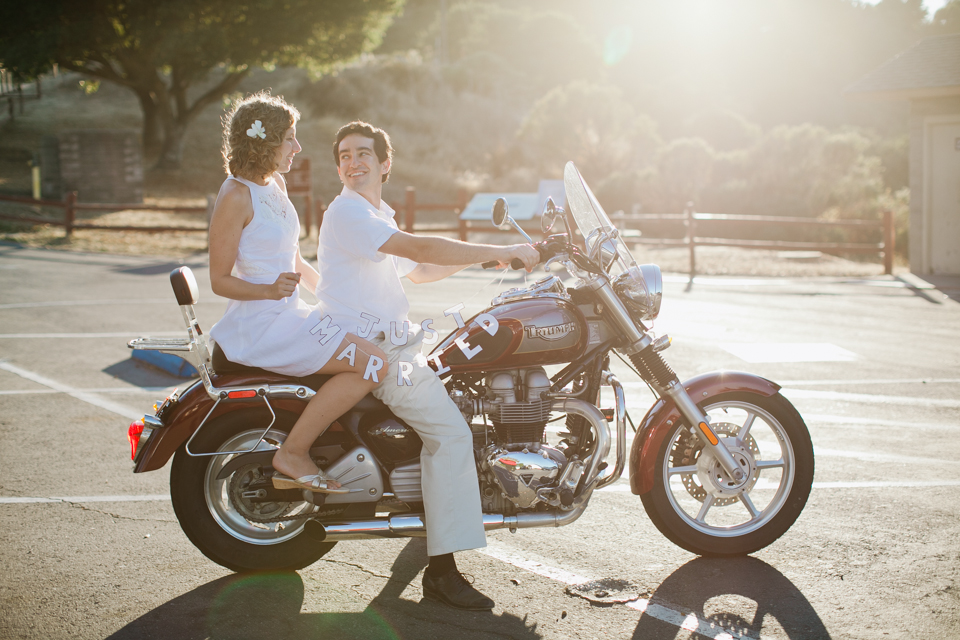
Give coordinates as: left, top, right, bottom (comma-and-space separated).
267, 272, 301, 300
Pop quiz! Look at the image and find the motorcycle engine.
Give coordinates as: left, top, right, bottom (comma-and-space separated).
450, 367, 571, 511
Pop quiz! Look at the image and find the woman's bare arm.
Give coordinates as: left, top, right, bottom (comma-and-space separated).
208, 180, 299, 301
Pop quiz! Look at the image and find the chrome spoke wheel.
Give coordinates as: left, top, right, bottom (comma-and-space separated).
663, 401, 796, 537
203, 428, 316, 545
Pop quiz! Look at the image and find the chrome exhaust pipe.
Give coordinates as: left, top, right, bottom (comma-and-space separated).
308, 488, 595, 542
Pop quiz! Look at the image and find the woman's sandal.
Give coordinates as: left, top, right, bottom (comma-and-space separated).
272, 469, 349, 494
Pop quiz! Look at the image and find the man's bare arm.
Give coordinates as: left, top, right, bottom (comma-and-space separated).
405, 263, 471, 284
379, 232, 539, 271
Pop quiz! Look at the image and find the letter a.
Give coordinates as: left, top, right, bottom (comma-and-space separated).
336, 342, 357, 367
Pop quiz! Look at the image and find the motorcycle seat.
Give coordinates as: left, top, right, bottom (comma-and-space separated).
210, 342, 387, 411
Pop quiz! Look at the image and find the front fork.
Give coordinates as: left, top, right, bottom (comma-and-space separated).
629, 346, 745, 482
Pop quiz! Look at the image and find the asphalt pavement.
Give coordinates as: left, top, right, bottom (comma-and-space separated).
1, 241, 958, 640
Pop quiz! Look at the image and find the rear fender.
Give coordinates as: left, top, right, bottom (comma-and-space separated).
133, 375, 310, 473
628, 370, 781, 495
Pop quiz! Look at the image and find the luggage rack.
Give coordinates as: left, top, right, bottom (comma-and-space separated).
127, 266, 317, 457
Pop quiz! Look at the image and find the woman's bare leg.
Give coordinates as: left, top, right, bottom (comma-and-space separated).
271, 334, 386, 484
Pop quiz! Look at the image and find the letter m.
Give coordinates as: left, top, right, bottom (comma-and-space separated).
309, 315, 343, 347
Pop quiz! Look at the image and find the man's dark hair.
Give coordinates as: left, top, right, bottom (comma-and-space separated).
333, 121, 393, 183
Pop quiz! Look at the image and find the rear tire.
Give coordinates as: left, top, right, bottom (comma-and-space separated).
640, 392, 813, 557
170, 409, 336, 572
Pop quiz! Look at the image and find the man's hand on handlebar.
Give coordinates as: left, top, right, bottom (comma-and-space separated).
497, 244, 540, 272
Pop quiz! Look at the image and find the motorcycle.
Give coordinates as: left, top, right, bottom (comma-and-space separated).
127, 162, 813, 572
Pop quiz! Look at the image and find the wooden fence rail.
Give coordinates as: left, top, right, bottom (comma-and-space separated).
611, 208, 895, 277
1, 191, 895, 278
0, 186, 471, 240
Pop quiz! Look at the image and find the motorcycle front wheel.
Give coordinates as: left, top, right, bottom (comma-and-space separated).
170, 409, 336, 572
640, 392, 814, 557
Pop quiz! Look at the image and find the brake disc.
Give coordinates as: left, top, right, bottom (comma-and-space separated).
669, 422, 759, 506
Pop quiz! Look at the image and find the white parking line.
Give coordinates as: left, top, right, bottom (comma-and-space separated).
815, 448, 957, 466
804, 413, 959, 431
0, 361, 142, 419
0, 386, 175, 396
781, 388, 960, 409
598, 480, 960, 492
480, 541, 760, 639
0, 495, 170, 504
780, 378, 960, 386
0, 299, 171, 310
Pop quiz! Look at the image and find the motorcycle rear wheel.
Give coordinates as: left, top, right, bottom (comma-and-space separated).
170, 409, 336, 572
640, 392, 813, 557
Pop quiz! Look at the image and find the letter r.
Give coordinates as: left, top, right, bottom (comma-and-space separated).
397, 361, 413, 386
363, 354, 384, 383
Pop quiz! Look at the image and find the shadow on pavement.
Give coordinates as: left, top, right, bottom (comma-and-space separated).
103, 358, 187, 388
107, 539, 540, 640
633, 556, 831, 640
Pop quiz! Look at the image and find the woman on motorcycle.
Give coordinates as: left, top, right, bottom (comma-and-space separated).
207, 91, 386, 493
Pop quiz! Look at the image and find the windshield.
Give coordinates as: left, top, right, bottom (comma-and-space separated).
563, 161, 638, 274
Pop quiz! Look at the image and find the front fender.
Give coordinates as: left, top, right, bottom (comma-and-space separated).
628, 370, 781, 495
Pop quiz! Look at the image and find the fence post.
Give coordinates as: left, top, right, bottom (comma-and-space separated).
64, 191, 77, 238
883, 210, 895, 275
685, 202, 696, 282
457, 188, 469, 242
404, 186, 416, 232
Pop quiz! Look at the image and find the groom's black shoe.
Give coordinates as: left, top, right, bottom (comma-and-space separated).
422, 569, 495, 610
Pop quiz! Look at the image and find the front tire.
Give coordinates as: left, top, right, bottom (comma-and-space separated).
170, 409, 336, 572
640, 392, 814, 556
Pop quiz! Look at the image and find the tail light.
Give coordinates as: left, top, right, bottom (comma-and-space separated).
128, 420, 145, 460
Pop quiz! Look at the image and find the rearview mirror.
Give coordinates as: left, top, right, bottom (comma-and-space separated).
490, 197, 534, 243
492, 198, 510, 229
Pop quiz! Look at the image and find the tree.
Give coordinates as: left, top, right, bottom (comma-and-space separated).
0, 0, 401, 168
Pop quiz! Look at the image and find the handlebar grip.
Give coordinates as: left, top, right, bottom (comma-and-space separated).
511, 258, 524, 270
481, 260, 499, 269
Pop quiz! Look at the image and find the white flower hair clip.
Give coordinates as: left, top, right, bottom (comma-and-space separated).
246, 120, 266, 139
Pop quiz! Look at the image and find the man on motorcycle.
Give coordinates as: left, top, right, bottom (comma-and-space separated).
316, 121, 539, 610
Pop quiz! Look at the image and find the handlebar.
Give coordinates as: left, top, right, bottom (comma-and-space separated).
481, 258, 525, 270
481, 240, 561, 270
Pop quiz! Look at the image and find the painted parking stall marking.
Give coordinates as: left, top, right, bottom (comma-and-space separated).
720, 342, 857, 363
0, 360, 142, 419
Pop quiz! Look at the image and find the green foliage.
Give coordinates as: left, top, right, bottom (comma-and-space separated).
435, 3, 600, 96
517, 81, 661, 181
0, 0, 402, 167
298, 52, 526, 197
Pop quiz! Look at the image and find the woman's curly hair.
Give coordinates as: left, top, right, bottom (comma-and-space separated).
222, 91, 300, 180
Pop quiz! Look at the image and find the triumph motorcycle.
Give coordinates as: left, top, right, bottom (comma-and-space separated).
127, 162, 813, 572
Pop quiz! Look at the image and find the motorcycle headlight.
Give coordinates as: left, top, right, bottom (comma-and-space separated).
613, 264, 662, 321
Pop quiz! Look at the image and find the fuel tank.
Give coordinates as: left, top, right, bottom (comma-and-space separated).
430, 297, 588, 373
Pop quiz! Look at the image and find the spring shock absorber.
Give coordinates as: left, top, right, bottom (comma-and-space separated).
629, 345, 679, 389
629, 345, 745, 481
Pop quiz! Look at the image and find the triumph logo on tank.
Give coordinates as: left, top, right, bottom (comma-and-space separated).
524, 321, 577, 341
